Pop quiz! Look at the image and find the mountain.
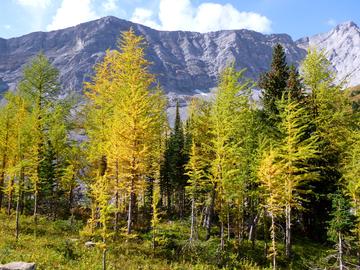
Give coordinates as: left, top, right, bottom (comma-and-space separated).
0, 17, 305, 96
0, 16, 359, 110
297, 21, 360, 86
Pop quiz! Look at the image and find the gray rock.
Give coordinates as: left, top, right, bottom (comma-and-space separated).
297, 21, 360, 87
0, 262, 36, 270
0, 16, 305, 97
85, 241, 96, 248
0, 16, 358, 119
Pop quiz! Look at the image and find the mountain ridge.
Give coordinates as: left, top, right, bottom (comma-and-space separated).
0, 16, 359, 101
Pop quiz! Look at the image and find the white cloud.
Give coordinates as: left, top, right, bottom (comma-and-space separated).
132, 8, 160, 29
131, 0, 272, 33
327, 19, 337, 26
15, 0, 51, 8
102, 0, 118, 12
47, 0, 98, 31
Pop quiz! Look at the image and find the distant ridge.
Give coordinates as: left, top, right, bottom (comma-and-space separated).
0, 16, 359, 108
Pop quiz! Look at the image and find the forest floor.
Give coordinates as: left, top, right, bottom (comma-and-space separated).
0, 212, 335, 270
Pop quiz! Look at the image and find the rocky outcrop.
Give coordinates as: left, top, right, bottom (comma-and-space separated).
0, 16, 305, 96
0, 262, 36, 270
0, 16, 359, 114
297, 21, 360, 87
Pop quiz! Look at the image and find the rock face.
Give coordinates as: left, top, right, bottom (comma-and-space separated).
0, 16, 305, 97
297, 21, 360, 86
0, 16, 359, 111
0, 262, 36, 270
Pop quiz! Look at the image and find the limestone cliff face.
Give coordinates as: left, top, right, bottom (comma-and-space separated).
0, 16, 306, 96
1, 16, 358, 116
297, 21, 360, 87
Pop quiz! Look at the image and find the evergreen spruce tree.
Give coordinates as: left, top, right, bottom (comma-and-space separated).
161, 101, 188, 216
259, 43, 289, 122
286, 65, 304, 102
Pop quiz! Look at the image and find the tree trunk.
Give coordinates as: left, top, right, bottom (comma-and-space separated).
0, 154, 7, 210
127, 179, 135, 234
220, 221, 225, 250
102, 248, 107, 270
33, 189, 38, 224
270, 212, 277, 270
0, 121, 9, 210
339, 231, 343, 270
20, 189, 25, 215
7, 177, 14, 215
68, 184, 74, 216
114, 190, 119, 231
263, 209, 268, 259
249, 214, 258, 241
114, 161, 120, 232
227, 209, 231, 241
15, 192, 20, 241
167, 188, 171, 215
190, 196, 196, 242
205, 184, 216, 240
285, 203, 291, 259
15, 167, 24, 241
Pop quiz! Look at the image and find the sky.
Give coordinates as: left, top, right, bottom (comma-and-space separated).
0, 0, 359, 40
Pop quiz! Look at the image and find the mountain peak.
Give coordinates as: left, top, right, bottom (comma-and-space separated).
334, 21, 359, 31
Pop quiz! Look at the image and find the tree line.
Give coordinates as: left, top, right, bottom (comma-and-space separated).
0, 29, 359, 269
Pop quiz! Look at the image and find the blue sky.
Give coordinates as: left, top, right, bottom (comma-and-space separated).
0, 0, 359, 40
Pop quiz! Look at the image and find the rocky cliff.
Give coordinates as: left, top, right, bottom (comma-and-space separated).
0, 16, 305, 96
297, 21, 360, 86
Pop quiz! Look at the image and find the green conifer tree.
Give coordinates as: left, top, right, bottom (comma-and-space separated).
259, 43, 289, 122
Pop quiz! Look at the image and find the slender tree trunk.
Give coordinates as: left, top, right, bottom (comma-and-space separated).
270, 212, 277, 270
264, 209, 268, 259
285, 203, 291, 259
102, 247, 107, 270
20, 189, 25, 215
0, 121, 9, 210
237, 202, 243, 249
227, 209, 231, 241
127, 179, 135, 234
114, 190, 119, 231
249, 215, 258, 243
181, 187, 185, 219
0, 154, 7, 210
7, 177, 14, 215
15, 192, 21, 241
167, 187, 171, 215
114, 161, 119, 232
68, 184, 74, 216
220, 221, 225, 250
15, 167, 24, 241
33, 189, 38, 224
205, 184, 216, 240
339, 231, 343, 270
190, 196, 196, 242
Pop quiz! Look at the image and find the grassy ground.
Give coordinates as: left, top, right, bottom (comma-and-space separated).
0, 212, 335, 270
